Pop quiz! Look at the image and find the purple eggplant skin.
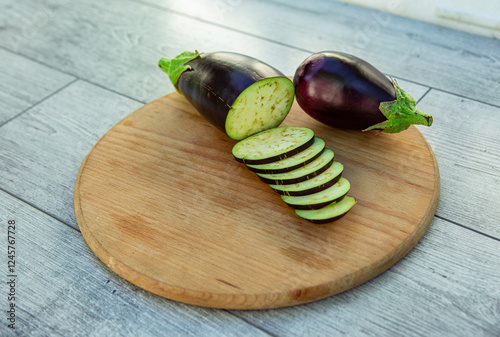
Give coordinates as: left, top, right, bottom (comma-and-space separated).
159, 51, 294, 140
178, 52, 278, 133
293, 51, 432, 133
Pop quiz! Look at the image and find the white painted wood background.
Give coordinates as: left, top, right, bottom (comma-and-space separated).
336, 0, 500, 39
0, 0, 499, 336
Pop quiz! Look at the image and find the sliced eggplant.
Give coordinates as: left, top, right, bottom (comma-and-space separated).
295, 196, 357, 224
246, 137, 325, 174
256, 148, 334, 185
269, 161, 344, 196
281, 177, 350, 210
159, 51, 295, 140
232, 126, 315, 164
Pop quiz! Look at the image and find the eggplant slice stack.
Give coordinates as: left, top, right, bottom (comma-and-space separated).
232, 126, 356, 224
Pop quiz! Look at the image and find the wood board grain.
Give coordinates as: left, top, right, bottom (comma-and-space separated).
74, 92, 440, 309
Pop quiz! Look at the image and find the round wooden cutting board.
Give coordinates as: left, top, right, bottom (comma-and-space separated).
74, 92, 440, 309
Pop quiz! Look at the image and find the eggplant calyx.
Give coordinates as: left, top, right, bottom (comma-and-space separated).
363, 79, 433, 134
158, 50, 200, 94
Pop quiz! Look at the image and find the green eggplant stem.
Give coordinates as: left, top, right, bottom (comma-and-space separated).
363, 78, 433, 133
158, 50, 200, 94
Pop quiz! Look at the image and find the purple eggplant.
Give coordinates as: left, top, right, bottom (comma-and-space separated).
159, 51, 295, 140
293, 51, 432, 133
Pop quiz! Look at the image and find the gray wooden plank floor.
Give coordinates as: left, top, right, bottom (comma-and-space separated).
0, 49, 75, 124
142, 0, 500, 106
0, 190, 271, 337
1, 0, 499, 335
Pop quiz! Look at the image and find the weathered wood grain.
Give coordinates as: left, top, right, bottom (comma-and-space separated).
0, 48, 75, 125
0, 190, 271, 336
416, 89, 500, 238
0, 0, 309, 103
0, 80, 143, 228
0, 0, 431, 107
139, 0, 500, 107
235, 216, 500, 336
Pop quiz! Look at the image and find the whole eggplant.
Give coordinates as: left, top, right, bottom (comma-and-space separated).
159, 51, 295, 140
293, 51, 432, 133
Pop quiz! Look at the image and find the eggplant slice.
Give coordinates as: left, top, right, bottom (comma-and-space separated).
295, 196, 357, 224
269, 161, 344, 196
256, 148, 334, 185
246, 137, 325, 174
281, 177, 351, 210
232, 126, 315, 164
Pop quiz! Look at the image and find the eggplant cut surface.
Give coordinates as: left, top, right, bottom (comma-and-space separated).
159, 51, 295, 140
246, 137, 325, 174
232, 126, 315, 164
226, 77, 295, 140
